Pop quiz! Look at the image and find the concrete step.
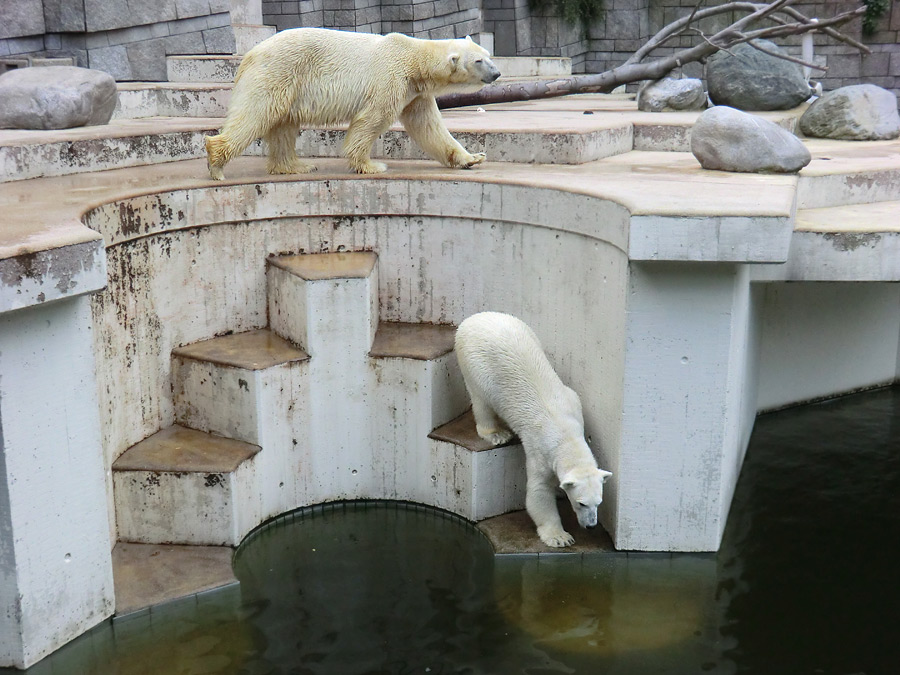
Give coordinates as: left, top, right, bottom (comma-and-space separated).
114, 82, 231, 119
166, 55, 241, 83
172, 328, 310, 445
112, 541, 237, 615
493, 56, 572, 78
427, 409, 527, 521
267, 251, 378, 503
798, 139, 900, 209
369, 322, 470, 501
112, 425, 261, 546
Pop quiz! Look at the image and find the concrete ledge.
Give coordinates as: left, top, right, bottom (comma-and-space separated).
0, 238, 106, 313
754, 201, 900, 281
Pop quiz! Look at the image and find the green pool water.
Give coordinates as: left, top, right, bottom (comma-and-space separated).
6, 386, 899, 674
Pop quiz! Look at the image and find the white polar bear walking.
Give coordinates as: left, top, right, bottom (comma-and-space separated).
205, 28, 500, 180
455, 311, 612, 548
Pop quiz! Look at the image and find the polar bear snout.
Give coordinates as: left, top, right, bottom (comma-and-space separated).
479, 58, 501, 84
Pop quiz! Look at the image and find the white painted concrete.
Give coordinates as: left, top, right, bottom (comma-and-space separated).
493, 56, 572, 78
617, 263, 756, 551
369, 353, 470, 502
0, 297, 114, 669
755, 283, 900, 411
114, 458, 259, 546
428, 439, 527, 520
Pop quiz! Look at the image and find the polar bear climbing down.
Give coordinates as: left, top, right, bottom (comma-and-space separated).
205, 28, 500, 180
455, 312, 613, 548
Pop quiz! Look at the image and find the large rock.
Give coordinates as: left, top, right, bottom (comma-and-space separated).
691, 106, 811, 173
799, 84, 900, 141
637, 77, 707, 112
0, 66, 118, 130
707, 40, 811, 111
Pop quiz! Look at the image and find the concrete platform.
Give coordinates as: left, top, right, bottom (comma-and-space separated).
111, 542, 236, 616
478, 507, 616, 555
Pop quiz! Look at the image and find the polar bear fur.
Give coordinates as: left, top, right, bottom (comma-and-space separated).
455, 311, 612, 548
205, 28, 500, 180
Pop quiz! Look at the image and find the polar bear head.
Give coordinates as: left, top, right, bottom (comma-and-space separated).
445, 36, 501, 91
560, 467, 613, 529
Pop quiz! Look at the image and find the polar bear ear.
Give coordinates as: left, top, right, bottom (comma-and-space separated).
465, 35, 473, 42
448, 53, 460, 70
599, 469, 613, 483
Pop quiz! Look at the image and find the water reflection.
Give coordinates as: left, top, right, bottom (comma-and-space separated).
3, 387, 898, 674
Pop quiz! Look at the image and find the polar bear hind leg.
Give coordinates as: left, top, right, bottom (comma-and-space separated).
400, 96, 485, 169
470, 392, 514, 445
343, 108, 395, 174
264, 123, 315, 175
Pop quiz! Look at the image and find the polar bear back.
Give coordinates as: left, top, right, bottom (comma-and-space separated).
455, 312, 581, 444
233, 28, 474, 128
235, 28, 402, 126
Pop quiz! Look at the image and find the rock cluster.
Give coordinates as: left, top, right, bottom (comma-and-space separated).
637, 77, 707, 113
0, 66, 118, 130
799, 84, 900, 141
691, 106, 811, 174
707, 40, 811, 111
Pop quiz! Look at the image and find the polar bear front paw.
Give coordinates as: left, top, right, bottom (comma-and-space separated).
353, 160, 388, 174
538, 528, 576, 548
462, 152, 486, 168
476, 426, 514, 446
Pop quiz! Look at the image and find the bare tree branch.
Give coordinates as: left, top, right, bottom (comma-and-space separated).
746, 38, 826, 71
437, 0, 867, 109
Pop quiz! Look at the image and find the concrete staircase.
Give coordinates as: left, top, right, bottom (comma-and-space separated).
111, 251, 526, 550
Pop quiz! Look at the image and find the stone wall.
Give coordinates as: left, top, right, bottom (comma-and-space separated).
261, 0, 482, 39
2, 0, 898, 96
0, 0, 235, 80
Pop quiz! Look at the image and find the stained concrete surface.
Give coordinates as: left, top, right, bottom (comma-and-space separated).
171, 328, 309, 371
112, 425, 261, 473
369, 321, 457, 360
112, 542, 237, 615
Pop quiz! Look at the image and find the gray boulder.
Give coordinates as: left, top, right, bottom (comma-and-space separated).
0, 66, 118, 130
707, 40, 811, 111
799, 84, 900, 141
637, 77, 707, 112
691, 106, 811, 173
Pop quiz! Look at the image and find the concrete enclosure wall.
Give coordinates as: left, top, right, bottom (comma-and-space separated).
83, 179, 630, 544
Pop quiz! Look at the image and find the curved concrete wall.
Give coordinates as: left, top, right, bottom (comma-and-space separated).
83, 178, 631, 541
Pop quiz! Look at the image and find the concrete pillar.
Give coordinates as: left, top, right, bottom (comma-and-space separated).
614, 263, 759, 552
0, 296, 114, 668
